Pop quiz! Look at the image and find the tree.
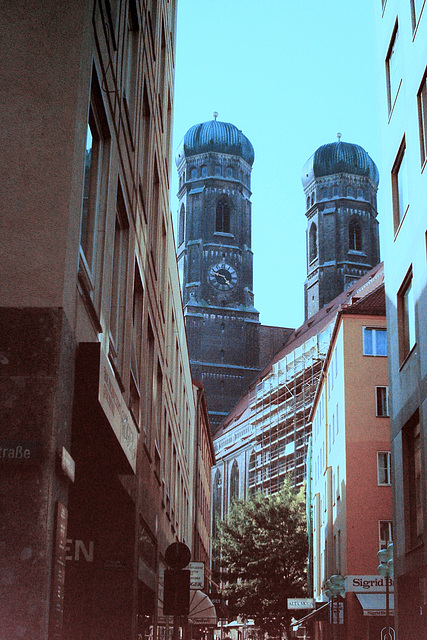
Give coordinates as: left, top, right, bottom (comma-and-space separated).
216, 478, 308, 637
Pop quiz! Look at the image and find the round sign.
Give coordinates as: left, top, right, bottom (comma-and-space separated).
165, 542, 191, 569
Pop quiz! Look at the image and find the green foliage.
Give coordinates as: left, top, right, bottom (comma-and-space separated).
216, 478, 308, 636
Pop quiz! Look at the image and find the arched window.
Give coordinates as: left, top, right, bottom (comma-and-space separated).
357, 188, 363, 199
333, 185, 339, 197
216, 199, 230, 233
347, 186, 354, 198
309, 222, 317, 262
201, 165, 207, 177
215, 165, 221, 176
226, 166, 233, 178
306, 196, 310, 210
248, 450, 256, 494
212, 469, 222, 539
191, 167, 197, 179
178, 204, 185, 246
349, 219, 362, 251
230, 460, 239, 502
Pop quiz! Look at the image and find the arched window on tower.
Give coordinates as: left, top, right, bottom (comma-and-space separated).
230, 460, 239, 503
216, 199, 230, 233
191, 167, 197, 179
309, 222, 317, 262
201, 165, 207, 177
226, 166, 233, 178
306, 196, 310, 210
349, 218, 362, 251
178, 204, 185, 246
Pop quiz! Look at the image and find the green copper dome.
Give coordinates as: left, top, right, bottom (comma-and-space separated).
302, 140, 379, 188
176, 118, 254, 166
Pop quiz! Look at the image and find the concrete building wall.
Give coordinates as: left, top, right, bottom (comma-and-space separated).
374, 1, 427, 636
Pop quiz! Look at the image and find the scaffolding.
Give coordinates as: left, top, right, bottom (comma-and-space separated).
248, 329, 331, 493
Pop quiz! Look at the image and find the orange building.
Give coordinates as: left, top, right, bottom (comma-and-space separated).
308, 278, 393, 640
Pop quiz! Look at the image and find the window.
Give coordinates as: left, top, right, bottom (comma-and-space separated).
190, 168, 197, 179
398, 267, 416, 363
226, 167, 233, 178
212, 470, 222, 542
377, 452, 392, 486
215, 165, 221, 176
201, 165, 207, 177
376, 386, 389, 417
80, 80, 110, 279
392, 139, 409, 230
124, 0, 140, 129
379, 521, 393, 550
386, 23, 401, 113
109, 187, 129, 361
216, 199, 230, 233
363, 327, 387, 356
418, 69, 427, 166
230, 460, 239, 502
404, 418, 423, 547
349, 219, 362, 251
130, 260, 143, 422
309, 222, 317, 261
411, 0, 426, 31
178, 204, 185, 246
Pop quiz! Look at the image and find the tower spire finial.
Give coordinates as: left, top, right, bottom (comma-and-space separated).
337, 132, 342, 142
213, 111, 218, 120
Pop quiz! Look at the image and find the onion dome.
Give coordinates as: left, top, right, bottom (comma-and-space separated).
302, 138, 379, 188
175, 114, 254, 166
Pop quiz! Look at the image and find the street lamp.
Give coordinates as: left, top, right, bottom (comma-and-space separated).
377, 543, 393, 640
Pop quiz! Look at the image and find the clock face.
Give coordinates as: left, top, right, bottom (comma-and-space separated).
208, 262, 238, 291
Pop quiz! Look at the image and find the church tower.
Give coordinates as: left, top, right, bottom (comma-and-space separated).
176, 115, 260, 433
302, 136, 380, 320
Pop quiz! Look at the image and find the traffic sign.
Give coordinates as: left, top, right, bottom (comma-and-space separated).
165, 542, 191, 569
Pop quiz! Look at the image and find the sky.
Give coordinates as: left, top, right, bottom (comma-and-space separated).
170, 0, 384, 329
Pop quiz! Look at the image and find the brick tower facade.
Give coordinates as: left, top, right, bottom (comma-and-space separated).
302, 137, 380, 320
176, 116, 260, 433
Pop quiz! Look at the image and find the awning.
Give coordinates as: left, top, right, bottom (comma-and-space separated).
188, 590, 218, 626
356, 593, 395, 617
294, 602, 330, 627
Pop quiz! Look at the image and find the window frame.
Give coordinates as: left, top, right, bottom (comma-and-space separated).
363, 327, 388, 357
397, 267, 416, 365
377, 451, 392, 486
391, 137, 409, 233
376, 386, 389, 417
348, 218, 362, 252
386, 21, 401, 116
379, 520, 393, 550
417, 68, 427, 169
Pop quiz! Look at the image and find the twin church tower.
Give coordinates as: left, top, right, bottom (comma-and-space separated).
176, 116, 380, 433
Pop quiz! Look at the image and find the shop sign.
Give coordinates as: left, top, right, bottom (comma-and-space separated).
346, 576, 394, 593
61, 446, 75, 482
186, 562, 205, 589
98, 349, 138, 472
48, 502, 68, 639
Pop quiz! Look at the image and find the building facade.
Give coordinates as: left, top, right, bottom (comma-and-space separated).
0, 2, 213, 640
308, 282, 393, 640
374, 1, 427, 636
302, 139, 380, 320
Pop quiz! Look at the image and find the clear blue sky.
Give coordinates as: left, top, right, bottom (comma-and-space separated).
171, 0, 384, 329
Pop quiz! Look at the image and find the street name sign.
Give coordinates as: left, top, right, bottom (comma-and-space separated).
287, 598, 315, 610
